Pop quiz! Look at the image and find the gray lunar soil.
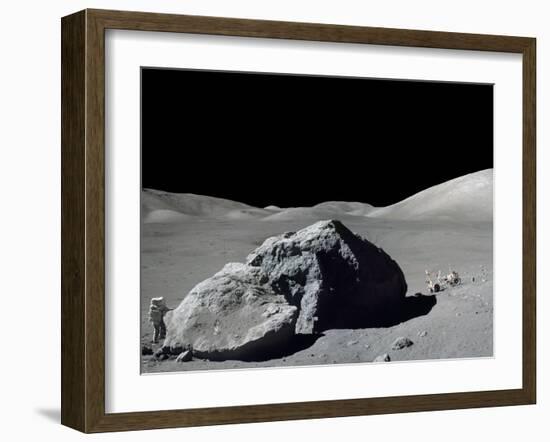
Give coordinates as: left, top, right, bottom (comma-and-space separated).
140, 169, 493, 373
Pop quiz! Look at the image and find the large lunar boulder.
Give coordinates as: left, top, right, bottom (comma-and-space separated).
163, 263, 298, 360
246, 220, 407, 333
164, 220, 407, 360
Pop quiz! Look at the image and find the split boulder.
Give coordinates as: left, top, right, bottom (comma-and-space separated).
163, 220, 407, 360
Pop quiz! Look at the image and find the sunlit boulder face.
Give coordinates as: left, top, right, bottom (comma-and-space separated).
163, 263, 298, 361
164, 220, 407, 360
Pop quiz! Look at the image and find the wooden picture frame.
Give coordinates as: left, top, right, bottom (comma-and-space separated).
61, 8, 536, 433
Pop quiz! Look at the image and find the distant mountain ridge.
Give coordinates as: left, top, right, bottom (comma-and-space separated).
142, 190, 260, 219
142, 169, 493, 223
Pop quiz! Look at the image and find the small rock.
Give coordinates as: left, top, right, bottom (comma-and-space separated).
374, 353, 391, 362
391, 337, 414, 350
364, 344, 370, 349
154, 348, 169, 360
346, 340, 359, 347
141, 345, 153, 356
472, 277, 476, 282
176, 350, 193, 363
155, 352, 169, 361
456, 312, 462, 317
418, 331, 428, 338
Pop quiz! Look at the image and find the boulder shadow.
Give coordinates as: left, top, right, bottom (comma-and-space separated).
320, 293, 437, 330
237, 333, 325, 362
201, 294, 435, 362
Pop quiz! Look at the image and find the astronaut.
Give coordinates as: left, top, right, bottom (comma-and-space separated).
148, 297, 171, 343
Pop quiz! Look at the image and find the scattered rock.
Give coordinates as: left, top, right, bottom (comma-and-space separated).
176, 350, 193, 363
391, 337, 414, 350
374, 353, 391, 362
346, 340, 359, 347
154, 347, 170, 360
418, 331, 428, 337
154, 348, 164, 358
141, 345, 153, 356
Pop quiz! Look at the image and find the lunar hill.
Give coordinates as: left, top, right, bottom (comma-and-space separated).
142, 190, 264, 223
142, 169, 492, 223
368, 169, 493, 222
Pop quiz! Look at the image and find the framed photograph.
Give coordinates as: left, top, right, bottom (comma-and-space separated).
61, 9, 536, 433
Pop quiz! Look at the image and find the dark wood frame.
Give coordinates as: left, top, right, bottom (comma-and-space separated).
61, 8, 536, 433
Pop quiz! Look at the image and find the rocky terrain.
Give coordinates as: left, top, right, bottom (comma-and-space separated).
141, 169, 493, 373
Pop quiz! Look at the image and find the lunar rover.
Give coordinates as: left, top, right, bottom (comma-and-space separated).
425, 267, 461, 293
445, 269, 461, 286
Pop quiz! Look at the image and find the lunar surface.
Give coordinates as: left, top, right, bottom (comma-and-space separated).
141, 169, 493, 373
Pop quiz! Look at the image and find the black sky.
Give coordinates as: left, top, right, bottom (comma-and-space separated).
141, 68, 493, 208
